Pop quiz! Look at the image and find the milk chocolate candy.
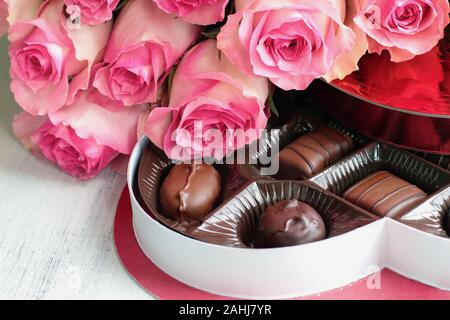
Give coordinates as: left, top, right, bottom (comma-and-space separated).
255, 200, 326, 248
277, 126, 355, 179
160, 164, 221, 221
343, 171, 428, 218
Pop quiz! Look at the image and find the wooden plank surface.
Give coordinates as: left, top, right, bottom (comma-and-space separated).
0, 37, 151, 300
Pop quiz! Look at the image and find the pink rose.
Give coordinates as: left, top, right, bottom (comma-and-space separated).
152, 0, 229, 25
92, 0, 200, 110
64, 0, 120, 25
217, 0, 360, 91
13, 90, 147, 179
145, 39, 269, 161
9, 0, 112, 115
354, 0, 450, 62
29, 119, 119, 180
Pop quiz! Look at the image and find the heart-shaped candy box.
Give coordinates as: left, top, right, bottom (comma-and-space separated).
128, 101, 450, 299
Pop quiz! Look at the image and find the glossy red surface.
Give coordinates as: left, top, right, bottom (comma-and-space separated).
308, 30, 450, 155
333, 31, 450, 117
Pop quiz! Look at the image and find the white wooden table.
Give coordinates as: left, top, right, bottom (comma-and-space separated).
0, 37, 152, 299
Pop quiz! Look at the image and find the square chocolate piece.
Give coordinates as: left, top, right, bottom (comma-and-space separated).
343, 171, 428, 217
277, 126, 355, 179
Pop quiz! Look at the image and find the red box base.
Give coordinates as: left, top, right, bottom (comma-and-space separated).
114, 187, 450, 300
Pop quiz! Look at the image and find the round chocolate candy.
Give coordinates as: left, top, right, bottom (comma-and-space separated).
255, 200, 326, 248
160, 164, 221, 221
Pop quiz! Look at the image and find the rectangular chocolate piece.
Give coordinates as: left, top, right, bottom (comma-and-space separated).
309, 143, 450, 197
343, 171, 428, 218
277, 126, 355, 179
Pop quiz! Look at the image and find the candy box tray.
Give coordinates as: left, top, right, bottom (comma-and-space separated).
136, 107, 381, 246
128, 137, 450, 299
137, 128, 379, 247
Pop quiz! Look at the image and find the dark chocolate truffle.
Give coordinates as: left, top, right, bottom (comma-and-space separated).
160, 164, 221, 221
277, 126, 355, 179
255, 200, 326, 248
343, 171, 427, 218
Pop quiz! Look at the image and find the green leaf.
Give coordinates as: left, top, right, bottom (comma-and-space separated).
267, 85, 279, 118
114, 0, 129, 13
201, 30, 220, 39
268, 94, 279, 118
201, 25, 222, 40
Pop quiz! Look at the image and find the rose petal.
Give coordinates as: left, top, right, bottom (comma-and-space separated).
64, 0, 120, 25
105, 0, 200, 63
12, 111, 48, 155
144, 106, 178, 149
178, 0, 229, 25
7, 0, 43, 26
217, 10, 255, 76
49, 90, 149, 154
153, 0, 229, 25
325, 0, 368, 80
170, 39, 269, 108
10, 69, 70, 115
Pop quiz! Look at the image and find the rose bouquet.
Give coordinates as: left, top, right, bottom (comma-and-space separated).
0, 0, 448, 179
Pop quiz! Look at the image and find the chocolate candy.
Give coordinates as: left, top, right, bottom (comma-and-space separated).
160, 164, 221, 221
343, 171, 427, 218
277, 126, 355, 179
255, 200, 326, 248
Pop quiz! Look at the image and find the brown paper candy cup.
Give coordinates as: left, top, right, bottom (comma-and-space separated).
190, 181, 378, 248
310, 142, 450, 196
395, 187, 450, 239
